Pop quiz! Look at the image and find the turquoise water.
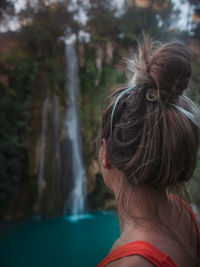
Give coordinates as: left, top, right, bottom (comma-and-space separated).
0, 211, 119, 267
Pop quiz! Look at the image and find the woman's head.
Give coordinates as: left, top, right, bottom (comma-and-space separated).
99, 37, 199, 194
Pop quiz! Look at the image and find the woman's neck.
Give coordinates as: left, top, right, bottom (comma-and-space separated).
114, 189, 161, 249
110, 209, 148, 251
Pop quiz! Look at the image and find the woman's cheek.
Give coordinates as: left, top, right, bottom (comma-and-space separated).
102, 169, 113, 191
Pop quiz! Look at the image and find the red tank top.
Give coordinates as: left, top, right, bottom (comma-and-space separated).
97, 196, 200, 267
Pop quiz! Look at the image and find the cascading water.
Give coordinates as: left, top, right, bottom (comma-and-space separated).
38, 94, 62, 216
53, 95, 61, 180
38, 97, 49, 211
37, 43, 87, 217
64, 42, 87, 215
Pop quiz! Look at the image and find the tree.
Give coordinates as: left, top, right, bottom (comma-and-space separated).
0, 50, 38, 218
119, 0, 178, 45
192, 4, 200, 39
18, 1, 80, 59
0, 0, 13, 20
85, 0, 119, 42
183, 0, 200, 38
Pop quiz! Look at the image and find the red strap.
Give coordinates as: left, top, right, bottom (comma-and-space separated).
168, 195, 200, 263
97, 196, 200, 267
97, 240, 179, 267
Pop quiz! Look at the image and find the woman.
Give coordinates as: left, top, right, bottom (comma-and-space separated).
97, 37, 200, 267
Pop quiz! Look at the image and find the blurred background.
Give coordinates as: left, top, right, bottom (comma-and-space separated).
0, 0, 200, 266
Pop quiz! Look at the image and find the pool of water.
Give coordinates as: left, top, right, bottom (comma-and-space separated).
0, 211, 119, 267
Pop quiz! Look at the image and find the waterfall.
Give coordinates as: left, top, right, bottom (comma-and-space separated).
64, 43, 87, 215
37, 43, 87, 217
38, 97, 49, 211
38, 94, 62, 216
53, 95, 61, 181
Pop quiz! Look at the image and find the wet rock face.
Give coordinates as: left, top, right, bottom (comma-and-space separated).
78, 43, 85, 68
37, 95, 62, 217
106, 41, 114, 64
96, 44, 104, 72
32, 71, 48, 176
88, 159, 101, 194
60, 135, 74, 215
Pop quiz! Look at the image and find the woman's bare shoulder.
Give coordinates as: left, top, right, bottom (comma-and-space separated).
106, 255, 154, 267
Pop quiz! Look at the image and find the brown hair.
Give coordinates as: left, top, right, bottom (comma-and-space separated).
98, 36, 200, 261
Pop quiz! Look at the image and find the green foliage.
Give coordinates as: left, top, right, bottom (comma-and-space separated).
80, 46, 126, 167
0, 0, 14, 21
187, 1, 200, 39
0, 49, 38, 217
19, 1, 79, 59
85, 0, 119, 42
43, 55, 65, 96
119, 6, 161, 44
85, 0, 177, 45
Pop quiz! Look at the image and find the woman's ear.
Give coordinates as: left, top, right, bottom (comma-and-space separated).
102, 139, 111, 169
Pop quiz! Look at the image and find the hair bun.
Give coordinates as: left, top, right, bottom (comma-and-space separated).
150, 42, 191, 102
128, 38, 192, 102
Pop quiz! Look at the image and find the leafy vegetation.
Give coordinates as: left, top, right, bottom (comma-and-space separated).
0, 50, 38, 216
